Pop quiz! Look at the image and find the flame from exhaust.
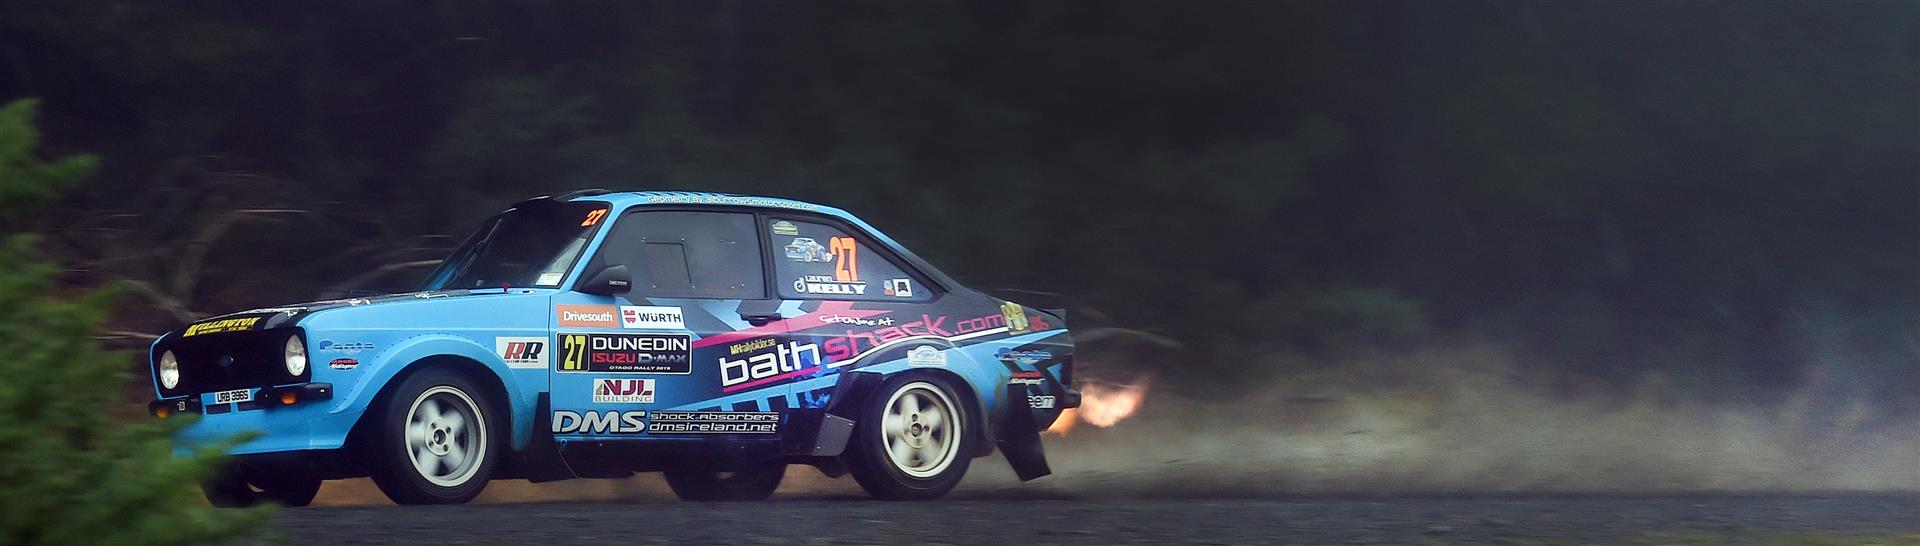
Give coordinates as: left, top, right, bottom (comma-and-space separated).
1048, 378, 1150, 435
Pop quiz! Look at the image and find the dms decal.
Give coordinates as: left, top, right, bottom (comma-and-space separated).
593, 378, 655, 404
619, 305, 685, 329
328, 358, 359, 371
182, 316, 263, 337
556, 304, 620, 328
720, 339, 822, 393
551, 410, 647, 434
793, 275, 866, 296
495, 336, 548, 369
559, 333, 692, 373
648, 411, 779, 434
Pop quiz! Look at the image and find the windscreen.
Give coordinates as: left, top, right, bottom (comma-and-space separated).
420, 201, 610, 290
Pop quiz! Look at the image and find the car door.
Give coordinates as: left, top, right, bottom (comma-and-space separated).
548, 208, 789, 440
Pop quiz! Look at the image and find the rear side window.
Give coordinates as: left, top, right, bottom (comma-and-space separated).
769, 218, 928, 301
596, 211, 765, 299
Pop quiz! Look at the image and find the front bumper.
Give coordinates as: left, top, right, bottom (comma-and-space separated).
151, 382, 333, 417
150, 382, 350, 456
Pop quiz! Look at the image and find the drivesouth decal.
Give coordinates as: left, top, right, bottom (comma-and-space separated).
559, 332, 692, 373
556, 304, 620, 328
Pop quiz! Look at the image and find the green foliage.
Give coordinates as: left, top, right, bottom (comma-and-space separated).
0, 99, 268, 545
0, 100, 96, 222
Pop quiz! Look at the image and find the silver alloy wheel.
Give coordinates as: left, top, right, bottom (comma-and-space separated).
405, 386, 487, 487
881, 381, 960, 478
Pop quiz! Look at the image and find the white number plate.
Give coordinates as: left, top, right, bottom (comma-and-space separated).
212, 388, 253, 404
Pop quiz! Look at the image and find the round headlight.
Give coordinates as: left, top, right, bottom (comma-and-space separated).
158, 350, 180, 390
284, 336, 307, 376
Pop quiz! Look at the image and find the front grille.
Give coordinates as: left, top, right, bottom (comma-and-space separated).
153, 328, 309, 398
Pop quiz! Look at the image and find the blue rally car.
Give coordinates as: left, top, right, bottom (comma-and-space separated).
147, 190, 1079, 505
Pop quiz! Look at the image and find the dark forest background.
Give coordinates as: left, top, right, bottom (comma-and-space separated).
3, 1, 1917, 410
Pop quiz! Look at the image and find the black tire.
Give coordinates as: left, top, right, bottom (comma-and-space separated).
663, 462, 787, 501
843, 374, 975, 500
200, 468, 321, 507
366, 367, 500, 504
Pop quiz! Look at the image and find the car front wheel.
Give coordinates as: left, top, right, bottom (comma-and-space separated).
844, 375, 974, 500
366, 367, 498, 504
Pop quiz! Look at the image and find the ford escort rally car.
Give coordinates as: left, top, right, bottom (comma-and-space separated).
148, 190, 1078, 505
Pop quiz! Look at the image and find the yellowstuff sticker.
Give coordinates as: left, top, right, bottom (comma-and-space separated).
183, 316, 263, 337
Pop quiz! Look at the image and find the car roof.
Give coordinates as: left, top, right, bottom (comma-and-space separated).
525, 189, 969, 293
528, 189, 853, 222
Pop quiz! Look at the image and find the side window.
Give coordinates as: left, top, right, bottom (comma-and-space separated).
595, 211, 766, 299
770, 218, 929, 301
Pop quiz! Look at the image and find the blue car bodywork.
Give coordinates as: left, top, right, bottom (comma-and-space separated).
148, 190, 1076, 498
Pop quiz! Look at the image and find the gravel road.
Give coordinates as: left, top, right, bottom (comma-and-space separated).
272, 493, 1920, 544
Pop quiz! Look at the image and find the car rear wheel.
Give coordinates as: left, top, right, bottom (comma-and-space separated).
200, 468, 321, 507
663, 462, 786, 501
844, 375, 974, 500
366, 367, 498, 504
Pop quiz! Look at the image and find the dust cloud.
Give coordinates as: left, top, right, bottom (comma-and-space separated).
310, 342, 1920, 505
961, 342, 1920, 497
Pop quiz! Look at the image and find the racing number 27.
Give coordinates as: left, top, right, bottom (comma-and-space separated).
560, 334, 587, 371
829, 236, 859, 281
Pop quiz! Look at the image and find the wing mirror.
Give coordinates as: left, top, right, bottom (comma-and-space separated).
579, 265, 632, 296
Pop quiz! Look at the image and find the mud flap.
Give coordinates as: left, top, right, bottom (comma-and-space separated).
522, 393, 577, 483
781, 372, 882, 457
999, 383, 1052, 481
